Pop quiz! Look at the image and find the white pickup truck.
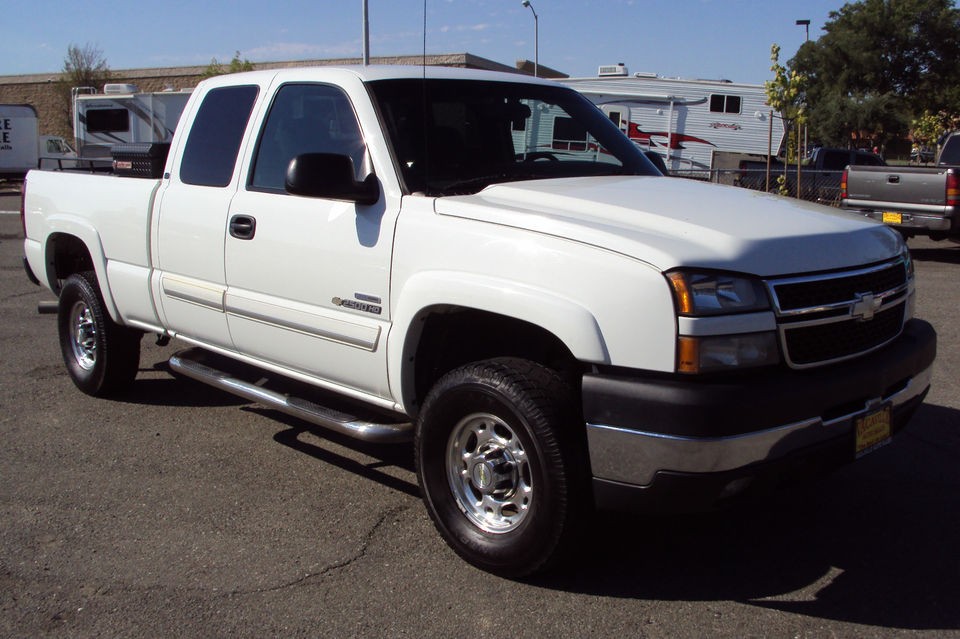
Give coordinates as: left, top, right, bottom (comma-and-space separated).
22, 66, 936, 577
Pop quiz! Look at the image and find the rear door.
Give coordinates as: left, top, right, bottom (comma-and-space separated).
153, 83, 261, 350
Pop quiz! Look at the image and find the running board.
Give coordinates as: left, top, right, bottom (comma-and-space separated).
168, 349, 412, 444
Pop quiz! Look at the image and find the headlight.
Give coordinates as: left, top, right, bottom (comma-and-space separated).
667, 270, 778, 373
677, 333, 780, 374
666, 270, 770, 316
901, 244, 914, 280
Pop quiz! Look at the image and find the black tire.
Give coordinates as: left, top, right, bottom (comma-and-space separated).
57, 271, 142, 397
415, 358, 587, 577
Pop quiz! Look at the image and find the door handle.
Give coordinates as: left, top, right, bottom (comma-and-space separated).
887, 175, 900, 184
229, 214, 257, 240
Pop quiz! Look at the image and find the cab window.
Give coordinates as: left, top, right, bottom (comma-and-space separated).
180, 85, 259, 187
250, 83, 365, 192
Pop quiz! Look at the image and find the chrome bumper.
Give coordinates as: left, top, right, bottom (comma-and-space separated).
586, 362, 932, 487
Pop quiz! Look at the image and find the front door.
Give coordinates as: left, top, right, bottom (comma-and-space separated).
224, 82, 396, 399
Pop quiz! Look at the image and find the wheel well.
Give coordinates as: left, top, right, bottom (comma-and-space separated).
408, 307, 582, 415
46, 233, 94, 293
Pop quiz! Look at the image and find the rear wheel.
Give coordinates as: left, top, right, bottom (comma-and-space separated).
58, 271, 141, 397
415, 358, 586, 577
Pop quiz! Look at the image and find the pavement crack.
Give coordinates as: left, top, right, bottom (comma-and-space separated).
233, 501, 414, 596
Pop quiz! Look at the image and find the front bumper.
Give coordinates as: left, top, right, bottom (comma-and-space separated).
584, 319, 936, 511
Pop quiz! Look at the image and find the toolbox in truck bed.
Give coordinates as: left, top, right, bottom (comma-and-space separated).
110, 142, 170, 178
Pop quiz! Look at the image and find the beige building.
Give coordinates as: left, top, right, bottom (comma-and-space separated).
0, 53, 567, 142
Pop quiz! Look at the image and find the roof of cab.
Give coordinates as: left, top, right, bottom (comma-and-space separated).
197, 64, 556, 89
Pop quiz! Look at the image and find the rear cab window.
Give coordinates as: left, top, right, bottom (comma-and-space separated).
180, 85, 259, 187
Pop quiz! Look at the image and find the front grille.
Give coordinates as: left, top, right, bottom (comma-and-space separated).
783, 304, 905, 366
767, 258, 910, 369
773, 262, 906, 311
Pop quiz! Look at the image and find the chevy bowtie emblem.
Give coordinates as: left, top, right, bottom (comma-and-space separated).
851, 292, 882, 321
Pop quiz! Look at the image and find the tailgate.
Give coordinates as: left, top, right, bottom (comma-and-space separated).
844, 165, 949, 210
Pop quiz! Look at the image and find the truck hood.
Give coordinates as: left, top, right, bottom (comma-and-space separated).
432, 176, 903, 275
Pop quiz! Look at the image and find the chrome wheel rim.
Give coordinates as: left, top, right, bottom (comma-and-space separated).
446, 412, 532, 534
69, 300, 97, 371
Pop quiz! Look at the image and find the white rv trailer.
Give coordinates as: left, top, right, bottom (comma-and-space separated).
561, 64, 785, 174
72, 84, 192, 158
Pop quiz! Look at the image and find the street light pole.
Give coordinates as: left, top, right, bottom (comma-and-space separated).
522, 0, 539, 77
795, 19, 810, 42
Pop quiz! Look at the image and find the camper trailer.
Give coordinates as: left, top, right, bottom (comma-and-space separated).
562, 64, 785, 175
72, 84, 192, 159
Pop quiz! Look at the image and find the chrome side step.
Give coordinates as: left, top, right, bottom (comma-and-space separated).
168, 349, 412, 444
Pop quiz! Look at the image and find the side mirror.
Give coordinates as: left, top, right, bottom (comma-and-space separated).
285, 153, 380, 205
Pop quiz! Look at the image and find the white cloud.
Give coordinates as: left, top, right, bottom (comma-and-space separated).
246, 40, 361, 60
438, 23, 491, 34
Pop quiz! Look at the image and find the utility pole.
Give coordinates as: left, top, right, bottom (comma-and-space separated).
362, 0, 370, 66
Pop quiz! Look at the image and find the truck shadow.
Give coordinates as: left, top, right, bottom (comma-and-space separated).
124, 365, 958, 629
909, 244, 960, 264
123, 371, 421, 497
122, 365, 248, 407
535, 402, 960, 630
261, 407, 419, 499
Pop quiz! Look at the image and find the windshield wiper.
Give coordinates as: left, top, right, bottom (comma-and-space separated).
435, 173, 519, 195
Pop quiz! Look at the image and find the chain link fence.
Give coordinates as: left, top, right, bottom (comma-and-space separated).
669, 167, 846, 207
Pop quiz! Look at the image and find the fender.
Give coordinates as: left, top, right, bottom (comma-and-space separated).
41, 216, 122, 324
387, 270, 609, 411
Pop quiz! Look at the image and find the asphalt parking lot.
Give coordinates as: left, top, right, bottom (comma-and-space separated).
1, 190, 958, 637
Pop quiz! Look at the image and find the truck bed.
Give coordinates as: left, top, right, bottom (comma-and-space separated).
23, 169, 163, 325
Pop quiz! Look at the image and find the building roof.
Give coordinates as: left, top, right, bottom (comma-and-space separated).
0, 53, 567, 85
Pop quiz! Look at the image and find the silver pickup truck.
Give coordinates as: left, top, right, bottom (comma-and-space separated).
841, 132, 960, 240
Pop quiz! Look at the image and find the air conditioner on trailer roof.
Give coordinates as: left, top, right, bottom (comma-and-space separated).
598, 64, 628, 77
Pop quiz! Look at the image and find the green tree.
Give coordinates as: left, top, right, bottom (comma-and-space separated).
912, 111, 952, 148
765, 44, 807, 194
791, 0, 960, 148
56, 43, 114, 135
201, 51, 255, 78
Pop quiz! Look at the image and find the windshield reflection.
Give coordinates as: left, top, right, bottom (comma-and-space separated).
368, 79, 660, 196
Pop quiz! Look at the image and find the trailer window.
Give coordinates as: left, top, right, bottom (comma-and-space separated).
553, 116, 589, 151
85, 108, 129, 133
709, 94, 742, 114
180, 85, 259, 187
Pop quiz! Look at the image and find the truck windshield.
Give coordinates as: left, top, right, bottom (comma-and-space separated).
367, 78, 659, 196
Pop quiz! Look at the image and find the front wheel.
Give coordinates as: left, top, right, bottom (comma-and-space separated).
415, 358, 586, 577
57, 271, 142, 397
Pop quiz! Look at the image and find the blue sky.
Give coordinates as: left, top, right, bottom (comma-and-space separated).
3, 0, 846, 85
